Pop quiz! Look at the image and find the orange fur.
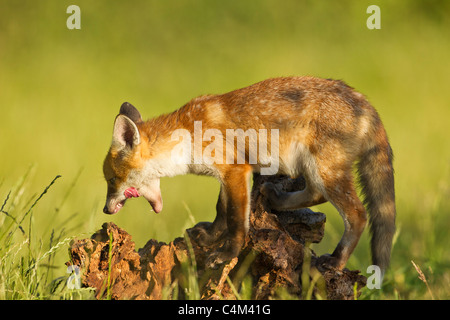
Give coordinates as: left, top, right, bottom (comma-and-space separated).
103, 77, 396, 273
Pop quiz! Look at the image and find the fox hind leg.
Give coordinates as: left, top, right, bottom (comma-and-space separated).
318, 169, 367, 269
260, 178, 326, 210
260, 155, 367, 270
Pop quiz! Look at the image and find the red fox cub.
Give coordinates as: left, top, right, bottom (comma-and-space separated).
103, 77, 396, 276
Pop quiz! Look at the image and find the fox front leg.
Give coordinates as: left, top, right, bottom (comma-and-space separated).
206, 165, 252, 269
187, 186, 227, 247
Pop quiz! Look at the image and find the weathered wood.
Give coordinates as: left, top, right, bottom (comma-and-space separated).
67, 174, 366, 300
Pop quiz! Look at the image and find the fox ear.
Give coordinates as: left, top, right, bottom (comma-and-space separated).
119, 102, 142, 123
112, 115, 141, 149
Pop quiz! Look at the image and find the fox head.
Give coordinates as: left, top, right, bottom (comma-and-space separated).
102, 102, 163, 215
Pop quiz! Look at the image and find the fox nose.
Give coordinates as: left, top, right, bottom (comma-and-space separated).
103, 205, 110, 214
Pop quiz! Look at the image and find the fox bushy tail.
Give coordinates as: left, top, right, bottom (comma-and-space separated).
357, 126, 396, 277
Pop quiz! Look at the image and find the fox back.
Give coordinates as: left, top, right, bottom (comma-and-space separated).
102, 77, 396, 275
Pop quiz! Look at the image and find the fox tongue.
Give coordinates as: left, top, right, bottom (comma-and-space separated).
124, 187, 140, 199
122, 187, 162, 213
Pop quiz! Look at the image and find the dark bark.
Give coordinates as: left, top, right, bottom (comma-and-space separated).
67, 174, 366, 300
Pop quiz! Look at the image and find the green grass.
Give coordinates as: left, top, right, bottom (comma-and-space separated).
1, 0, 449, 299
0, 173, 94, 299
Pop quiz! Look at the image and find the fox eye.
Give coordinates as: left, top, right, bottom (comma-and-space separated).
108, 177, 116, 185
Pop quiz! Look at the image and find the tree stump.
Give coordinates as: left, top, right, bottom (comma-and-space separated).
67, 174, 366, 300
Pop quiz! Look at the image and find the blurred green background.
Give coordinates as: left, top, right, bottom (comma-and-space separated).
1, 0, 449, 299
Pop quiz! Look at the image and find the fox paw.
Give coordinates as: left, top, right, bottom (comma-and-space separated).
206, 252, 226, 270
316, 254, 341, 269
186, 222, 216, 247
260, 182, 284, 207
205, 240, 240, 269
206, 250, 237, 270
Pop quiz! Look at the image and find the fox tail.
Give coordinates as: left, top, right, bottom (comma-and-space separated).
357, 123, 396, 278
